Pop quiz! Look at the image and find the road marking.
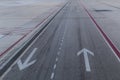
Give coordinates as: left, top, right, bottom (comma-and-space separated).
60, 42, 63, 46
57, 51, 60, 55
56, 57, 59, 62
1, 5, 64, 78
50, 27, 66, 80
50, 25, 66, 80
62, 39, 63, 42
77, 48, 94, 72
17, 48, 37, 70
53, 64, 57, 69
59, 47, 61, 50
50, 72, 55, 79
0, 7, 58, 58
1, 22, 49, 78
81, 2, 120, 62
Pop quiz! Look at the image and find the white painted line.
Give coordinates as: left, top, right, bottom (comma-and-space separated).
57, 51, 60, 55
59, 47, 61, 50
77, 48, 94, 72
60, 42, 63, 46
81, 3, 120, 62
1, 15, 51, 78
94, 26, 120, 62
53, 64, 57, 69
50, 72, 55, 79
24, 48, 37, 64
1, 5, 63, 79
56, 57, 59, 62
17, 48, 37, 70
96, 28, 120, 62
84, 52, 92, 72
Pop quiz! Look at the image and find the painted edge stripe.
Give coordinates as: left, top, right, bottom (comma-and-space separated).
81, 1, 120, 59
0, 7, 58, 57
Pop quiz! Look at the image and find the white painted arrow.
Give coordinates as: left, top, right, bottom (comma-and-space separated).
17, 48, 37, 70
77, 48, 94, 72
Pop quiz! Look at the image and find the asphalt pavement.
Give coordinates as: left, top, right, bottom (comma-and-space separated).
1, 0, 120, 80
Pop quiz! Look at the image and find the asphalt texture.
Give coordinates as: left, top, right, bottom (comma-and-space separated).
2, 0, 120, 80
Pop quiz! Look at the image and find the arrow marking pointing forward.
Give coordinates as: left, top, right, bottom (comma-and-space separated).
17, 48, 37, 70
77, 48, 94, 72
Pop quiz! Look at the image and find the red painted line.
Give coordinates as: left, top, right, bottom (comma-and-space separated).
81, 1, 120, 58
0, 8, 58, 57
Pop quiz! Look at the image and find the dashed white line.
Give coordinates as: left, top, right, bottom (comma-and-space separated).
53, 64, 57, 69
60, 42, 63, 46
50, 72, 55, 79
56, 57, 59, 62
59, 47, 61, 50
57, 51, 60, 55
50, 33, 65, 80
62, 39, 64, 42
